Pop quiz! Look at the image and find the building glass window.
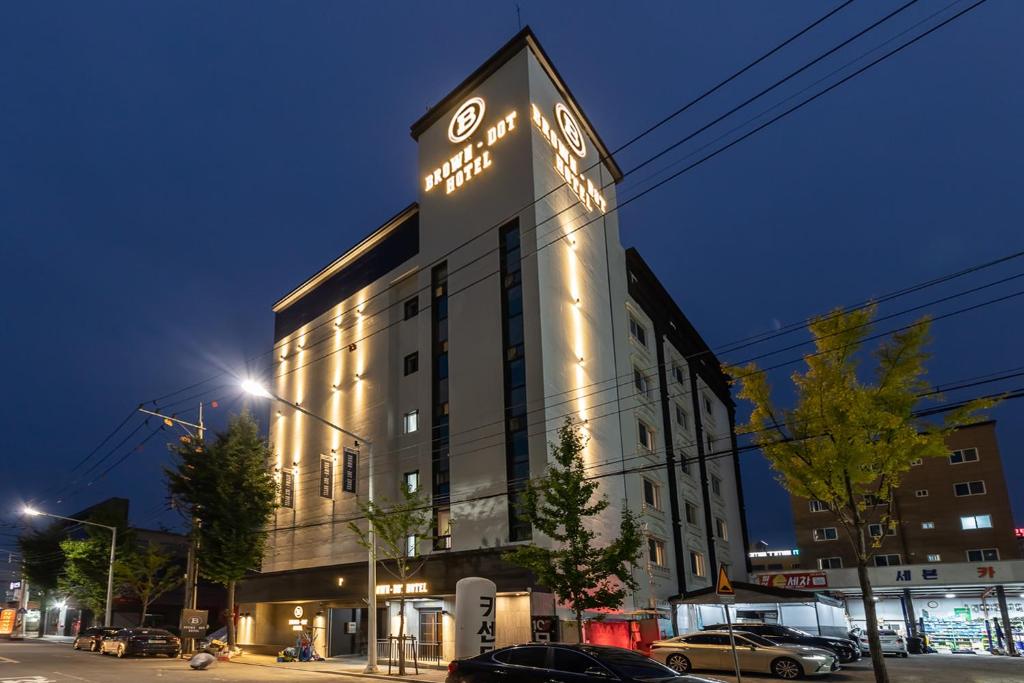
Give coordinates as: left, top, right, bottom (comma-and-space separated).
648, 538, 666, 567
637, 420, 654, 452
921, 521, 935, 529
434, 507, 452, 550
628, 314, 647, 347
675, 403, 689, 430
633, 366, 650, 399
404, 351, 419, 376
404, 296, 419, 320
711, 475, 722, 496
690, 551, 706, 577
818, 557, 843, 569
949, 448, 979, 464
403, 410, 419, 434
873, 554, 901, 567
953, 480, 986, 497
813, 527, 838, 541
967, 548, 999, 562
915, 489, 928, 498
404, 470, 419, 494
672, 364, 685, 384
910, 458, 923, 466
406, 535, 417, 557
499, 220, 531, 542
868, 523, 895, 538
715, 517, 728, 541
703, 395, 714, 420
685, 501, 698, 525
961, 514, 993, 530
808, 499, 829, 512
927, 554, 941, 562
431, 262, 451, 515
419, 609, 442, 645
642, 478, 661, 510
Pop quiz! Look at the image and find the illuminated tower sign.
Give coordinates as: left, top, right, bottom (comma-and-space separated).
425, 97, 518, 196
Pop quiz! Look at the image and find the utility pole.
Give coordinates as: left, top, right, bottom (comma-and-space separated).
139, 403, 205, 654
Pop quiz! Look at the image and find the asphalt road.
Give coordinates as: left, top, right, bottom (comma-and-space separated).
0, 639, 352, 683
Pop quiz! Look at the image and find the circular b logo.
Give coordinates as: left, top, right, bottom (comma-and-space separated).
448, 97, 486, 143
293, 605, 304, 619
555, 103, 586, 158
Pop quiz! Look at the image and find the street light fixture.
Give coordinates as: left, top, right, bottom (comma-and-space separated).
241, 378, 380, 673
22, 507, 118, 627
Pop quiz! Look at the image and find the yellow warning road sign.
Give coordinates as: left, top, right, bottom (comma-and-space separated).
716, 566, 735, 596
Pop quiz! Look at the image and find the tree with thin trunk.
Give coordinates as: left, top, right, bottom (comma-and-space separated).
504, 418, 643, 643
19, 523, 65, 633
56, 508, 127, 628
166, 411, 277, 649
349, 481, 437, 675
115, 541, 183, 627
728, 306, 993, 683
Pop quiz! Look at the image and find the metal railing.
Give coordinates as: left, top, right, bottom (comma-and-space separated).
376, 636, 445, 672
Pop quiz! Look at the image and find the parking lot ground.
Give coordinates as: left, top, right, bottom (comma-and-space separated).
700, 652, 1024, 683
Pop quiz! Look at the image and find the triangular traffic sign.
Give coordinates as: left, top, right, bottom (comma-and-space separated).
715, 565, 735, 596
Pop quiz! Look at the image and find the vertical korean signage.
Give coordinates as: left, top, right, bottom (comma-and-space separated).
342, 448, 358, 494
281, 469, 294, 508
319, 456, 334, 499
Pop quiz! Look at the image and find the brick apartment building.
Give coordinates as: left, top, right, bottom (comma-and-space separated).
792, 421, 1020, 569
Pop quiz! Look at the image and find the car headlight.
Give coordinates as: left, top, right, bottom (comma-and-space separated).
803, 654, 828, 661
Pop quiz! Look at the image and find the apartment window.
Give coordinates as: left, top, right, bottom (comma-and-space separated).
690, 551, 706, 577
874, 554, 901, 567
672, 364, 685, 384
863, 494, 883, 507
711, 475, 722, 496
403, 410, 419, 434
404, 470, 419, 494
967, 548, 999, 562
813, 527, 838, 541
404, 351, 419, 376
808, 499, 829, 513
628, 314, 648, 347
702, 395, 714, 420
637, 420, 655, 452
431, 262, 451, 510
685, 501, 699, 525
648, 538, 667, 567
434, 507, 452, 550
949, 448, 979, 464
953, 480, 986, 497
868, 523, 896, 537
910, 458, 923, 466
961, 514, 993, 530
406, 535, 417, 557
921, 521, 935, 529
927, 554, 941, 562
404, 296, 419, 320
642, 478, 661, 510
715, 517, 728, 541
633, 366, 651, 399
818, 557, 843, 569
915, 489, 929, 498
705, 432, 714, 455
675, 403, 689, 430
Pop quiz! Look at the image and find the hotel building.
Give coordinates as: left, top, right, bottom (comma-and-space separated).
237, 28, 749, 659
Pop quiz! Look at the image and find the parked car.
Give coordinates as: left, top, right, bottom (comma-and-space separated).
100, 628, 181, 658
703, 622, 860, 663
651, 631, 839, 680
849, 628, 908, 657
73, 627, 118, 652
446, 643, 726, 683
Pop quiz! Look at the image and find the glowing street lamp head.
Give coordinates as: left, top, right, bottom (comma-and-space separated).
23, 507, 41, 516
241, 379, 272, 399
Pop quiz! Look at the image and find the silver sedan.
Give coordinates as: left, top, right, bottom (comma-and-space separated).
651, 630, 839, 679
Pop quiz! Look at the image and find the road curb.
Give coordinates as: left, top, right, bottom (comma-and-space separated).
229, 658, 445, 682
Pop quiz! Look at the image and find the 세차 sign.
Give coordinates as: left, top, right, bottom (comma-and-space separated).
755, 572, 828, 590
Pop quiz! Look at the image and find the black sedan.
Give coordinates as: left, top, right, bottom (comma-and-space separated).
703, 623, 860, 663
100, 628, 181, 658
446, 643, 726, 683
73, 627, 118, 652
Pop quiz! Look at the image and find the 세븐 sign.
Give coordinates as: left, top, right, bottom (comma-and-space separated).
426, 96, 518, 196
531, 103, 607, 213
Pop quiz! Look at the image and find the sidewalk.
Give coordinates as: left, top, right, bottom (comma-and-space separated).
230, 653, 448, 682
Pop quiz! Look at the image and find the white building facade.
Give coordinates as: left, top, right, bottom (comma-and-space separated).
237, 28, 749, 659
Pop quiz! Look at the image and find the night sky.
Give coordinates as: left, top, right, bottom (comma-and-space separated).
2, 1, 1021, 554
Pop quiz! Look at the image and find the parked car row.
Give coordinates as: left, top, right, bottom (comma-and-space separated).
848, 628, 910, 657
72, 627, 182, 658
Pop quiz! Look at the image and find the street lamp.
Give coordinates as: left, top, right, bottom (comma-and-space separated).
241, 379, 379, 673
23, 507, 118, 627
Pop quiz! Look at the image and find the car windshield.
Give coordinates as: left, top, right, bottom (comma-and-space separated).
586, 648, 677, 681
737, 633, 777, 647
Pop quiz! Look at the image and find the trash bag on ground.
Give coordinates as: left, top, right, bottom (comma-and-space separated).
189, 652, 217, 670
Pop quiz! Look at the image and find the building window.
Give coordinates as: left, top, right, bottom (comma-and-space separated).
818, 557, 843, 569
863, 494, 884, 507
648, 538, 667, 567
685, 501, 699, 525
404, 351, 419, 376
404, 470, 419, 494
715, 517, 728, 541
675, 403, 689, 430
404, 296, 419, 320
702, 395, 714, 421
910, 458, 923, 466
672, 364, 685, 384
406, 535, 417, 557
419, 609, 442, 646
873, 554, 901, 567
915, 489, 929, 498
690, 551, 706, 577
434, 507, 452, 550
642, 478, 661, 510
949, 448, 979, 464
431, 262, 452, 520
813, 527, 838, 541
961, 514, 993, 530
680, 451, 691, 475
633, 366, 651, 399
628, 314, 648, 347
637, 420, 655, 452
926, 554, 941, 562
808, 499, 829, 513
953, 480, 986, 497
403, 410, 419, 434
711, 475, 722, 496
967, 548, 999, 562
868, 523, 896, 538
705, 432, 714, 455
921, 521, 935, 529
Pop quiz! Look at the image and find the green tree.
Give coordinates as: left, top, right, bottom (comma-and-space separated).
115, 542, 183, 627
349, 482, 437, 675
18, 523, 65, 634
729, 306, 993, 683
504, 419, 643, 643
55, 509, 125, 627
166, 411, 277, 648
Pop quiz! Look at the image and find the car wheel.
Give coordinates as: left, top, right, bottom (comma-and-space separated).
901, 652, 909, 658
772, 657, 803, 680
665, 653, 692, 673
116, 644, 126, 658
73, 640, 80, 650
91, 641, 99, 652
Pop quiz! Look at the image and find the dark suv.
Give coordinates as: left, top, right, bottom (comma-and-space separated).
702, 623, 860, 663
